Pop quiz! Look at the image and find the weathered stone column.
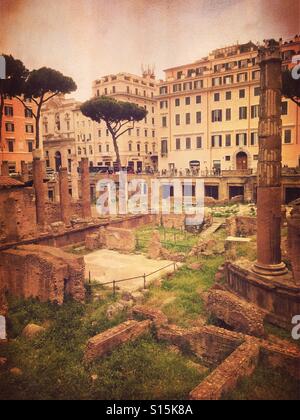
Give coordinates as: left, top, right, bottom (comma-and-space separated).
1, 161, 9, 176
33, 158, 47, 227
80, 158, 92, 219
59, 167, 71, 225
287, 200, 300, 285
21, 161, 29, 183
253, 40, 288, 277
71, 159, 79, 200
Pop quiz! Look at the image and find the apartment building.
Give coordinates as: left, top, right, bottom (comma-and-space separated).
0, 96, 36, 174
92, 70, 158, 171
42, 95, 97, 173
157, 36, 300, 174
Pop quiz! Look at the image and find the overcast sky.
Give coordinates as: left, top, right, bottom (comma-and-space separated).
0, 0, 299, 100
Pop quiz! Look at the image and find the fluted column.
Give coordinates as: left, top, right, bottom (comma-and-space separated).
59, 167, 71, 225
33, 158, 47, 227
253, 40, 288, 276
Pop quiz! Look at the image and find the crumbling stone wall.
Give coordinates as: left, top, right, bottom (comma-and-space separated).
84, 320, 151, 362
102, 227, 136, 252
226, 216, 257, 237
0, 245, 85, 304
0, 187, 37, 244
45, 202, 84, 224
189, 341, 260, 400
204, 289, 266, 338
157, 324, 244, 366
160, 214, 186, 229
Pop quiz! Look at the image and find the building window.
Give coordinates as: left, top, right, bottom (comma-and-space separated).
160, 100, 168, 109
162, 116, 167, 128
186, 138, 191, 150
99, 145, 102, 153
176, 138, 181, 150
106, 144, 110, 152
225, 156, 231, 161
196, 137, 202, 149
212, 109, 222, 122
137, 143, 141, 153
226, 91, 232, 100
5, 122, 14, 132
212, 77, 222, 87
7, 140, 14, 152
194, 80, 203, 89
239, 107, 247, 120
196, 112, 201, 124
175, 114, 180, 126
185, 97, 191, 105
281, 102, 288, 116
239, 89, 246, 99
253, 155, 259, 161
27, 141, 33, 152
251, 105, 260, 119
212, 135, 222, 148
236, 133, 247, 146
226, 109, 231, 121
196, 95, 201, 104
252, 70, 260, 80
137, 128, 140, 137
145, 129, 148, 137
225, 134, 232, 147
214, 92, 220, 102
237, 72, 248, 83
161, 139, 168, 155
173, 84, 182, 93
251, 132, 258, 146
224, 75, 234, 85
160, 86, 168, 95
152, 130, 155, 138
254, 87, 261, 96
4, 106, 13, 116
284, 130, 292, 144
175, 98, 180, 107
25, 108, 33, 118
186, 113, 191, 125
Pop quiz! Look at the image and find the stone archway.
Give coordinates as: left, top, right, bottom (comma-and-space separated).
236, 152, 248, 170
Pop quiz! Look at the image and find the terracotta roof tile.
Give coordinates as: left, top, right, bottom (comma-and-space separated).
0, 176, 24, 187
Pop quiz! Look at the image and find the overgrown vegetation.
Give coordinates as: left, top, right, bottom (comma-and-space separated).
145, 255, 224, 327
222, 365, 300, 400
0, 297, 204, 400
136, 225, 199, 254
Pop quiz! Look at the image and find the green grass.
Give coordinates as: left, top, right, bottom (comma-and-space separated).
145, 255, 224, 327
0, 298, 205, 400
136, 226, 199, 254
222, 365, 300, 400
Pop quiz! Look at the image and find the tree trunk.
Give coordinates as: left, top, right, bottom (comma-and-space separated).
112, 134, 121, 168
35, 103, 42, 151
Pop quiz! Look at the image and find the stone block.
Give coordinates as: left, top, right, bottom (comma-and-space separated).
84, 320, 151, 362
105, 227, 136, 253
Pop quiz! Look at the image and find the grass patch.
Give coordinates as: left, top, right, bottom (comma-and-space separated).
0, 298, 205, 400
222, 365, 300, 400
145, 255, 224, 327
136, 226, 199, 254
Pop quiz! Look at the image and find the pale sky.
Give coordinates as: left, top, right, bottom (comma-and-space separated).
0, 0, 299, 100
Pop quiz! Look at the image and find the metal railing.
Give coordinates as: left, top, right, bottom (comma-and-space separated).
88, 261, 179, 296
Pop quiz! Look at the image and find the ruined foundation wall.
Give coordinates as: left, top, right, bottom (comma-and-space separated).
45, 202, 84, 224
0, 188, 37, 244
0, 245, 85, 304
226, 216, 257, 237
189, 341, 260, 400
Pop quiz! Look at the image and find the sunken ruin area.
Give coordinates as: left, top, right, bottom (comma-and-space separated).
0, 198, 299, 400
